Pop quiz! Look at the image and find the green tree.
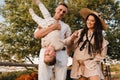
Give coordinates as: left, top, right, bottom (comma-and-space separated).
66, 0, 120, 60
0, 0, 66, 61
0, 0, 41, 61
0, 0, 120, 62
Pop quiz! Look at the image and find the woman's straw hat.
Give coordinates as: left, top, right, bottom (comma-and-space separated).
79, 8, 107, 30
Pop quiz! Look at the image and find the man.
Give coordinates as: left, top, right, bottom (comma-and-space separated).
33, 0, 71, 80
29, 0, 67, 66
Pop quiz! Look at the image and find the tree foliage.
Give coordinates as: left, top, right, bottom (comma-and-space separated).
0, 0, 41, 61
0, 0, 120, 62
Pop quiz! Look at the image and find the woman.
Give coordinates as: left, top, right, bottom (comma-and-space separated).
64, 8, 109, 80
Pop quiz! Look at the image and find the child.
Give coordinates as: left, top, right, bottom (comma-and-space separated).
29, 0, 67, 65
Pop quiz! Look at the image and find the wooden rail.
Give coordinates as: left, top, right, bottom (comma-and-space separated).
0, 62, 38, 67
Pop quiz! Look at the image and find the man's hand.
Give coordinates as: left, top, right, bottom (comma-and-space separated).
29, 8, 35, 16
32, 0, 40, 5
51, 21, 61, 30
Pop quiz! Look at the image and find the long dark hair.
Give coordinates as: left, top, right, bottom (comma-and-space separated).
78, 13, 103, 54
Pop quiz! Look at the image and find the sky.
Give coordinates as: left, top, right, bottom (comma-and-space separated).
0, 0, 5, 23
0, 16, 4, 22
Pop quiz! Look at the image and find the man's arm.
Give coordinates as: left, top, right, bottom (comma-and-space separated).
34, 22, 61, 39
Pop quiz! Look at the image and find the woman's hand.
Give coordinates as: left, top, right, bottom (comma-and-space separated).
71, 30, 79, 41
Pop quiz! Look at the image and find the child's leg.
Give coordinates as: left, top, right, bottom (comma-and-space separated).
37, 0, 51, 19
29, 8, 48, 28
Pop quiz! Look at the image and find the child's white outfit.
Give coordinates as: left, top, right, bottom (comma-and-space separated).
30, 2, 65, 50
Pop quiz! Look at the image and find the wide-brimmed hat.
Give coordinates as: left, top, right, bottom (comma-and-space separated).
79, 8, 107, 30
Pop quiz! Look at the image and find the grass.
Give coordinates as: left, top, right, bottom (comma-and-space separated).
110, 63, 120, 80
0, 63, 120, 80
